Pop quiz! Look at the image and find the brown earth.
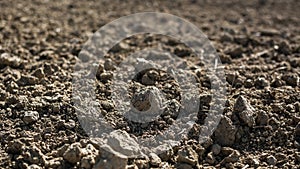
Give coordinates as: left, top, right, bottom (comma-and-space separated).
0, 0, 299, 168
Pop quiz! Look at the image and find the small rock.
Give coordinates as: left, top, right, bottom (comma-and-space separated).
141, 70, 160, 85
110, 42, 130, 52
206, 152, 215, 164
211, 144, 221, 155
226, 46, 244, 58
0, 53, 23, 68
234, 95, 256, 127
174, 163, 193, 169
104, 59, 115, 71
177, 145, 198, 166
134, 159, 149, 169
278, 41, 291, 55
64, 120, 76, 129
81, 156, 95, 169
219, 54, 232, 64
23, 111, 39, 124
32, 68, 45, 79
220, 33, 233, 42
46, 157, 62, 168
105, 130, 141, 157
39, 50, 55, 59
27, 164, 41, 169
295, 152, 300, 163
149, 153, 161, 167
256, 110, 269, 126
0, 89, 7, 101
17, 75, 38, 86
271, 77, 284, 87
244, 79, 253, 88
213, 116, 237, 146
63, 143, 83, 164
99, 72, 113, 82
251, 158, 260, 167
266, 155, 277, 165
294, 122, 300, 143
221, 150, 240, 164
94, 156, 127, 169
158, 148, 173, 161
100, 100, 114, 111
6, 139, 25, 154
234, 35, 249, 46
221, 147, 234, 157
282, 74, 299, 86
43, 63, 55, 75
255, 77, 269, 88
260, 29, 280, 36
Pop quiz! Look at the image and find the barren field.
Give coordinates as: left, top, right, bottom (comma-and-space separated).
0, 0, 299, 168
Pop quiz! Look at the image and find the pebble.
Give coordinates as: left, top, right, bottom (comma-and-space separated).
43, 63, 55, 75
81, 156, 95, 169
255, 77, 269, 88
177, 146, 198, 166
271, 77, 284, 87
104, 59, 115, 71
213, 116, 237, 146
0, 53, 23, 68
234, 95, 256, 127
0, 89, 7, 101
282, 74, 299, 86
244, 79, 253, 88
256, 110, 269, 126
294, 122, 300, 143
227, 46, 244, 58
141, 70, 159, 85
28, 164, 42, 169
295, 152, 300, 163
211, 144, 221, 155
266, 155, 277, 165
206, 152, 215, 164
32, 68, 45, 79
220, 33, 233, 42
99, 72, 113, 82
63, 143, 83, 164
221, 150, 240, 164
158, 148, 173, 161
174, 163, 193, 169
149, 153, 161, 167
6, 139, 25, 154
94, 156, 127, 169
234, 35, 249, 46
134, 159, 149, 169
17, 75, 38, 86
260, 28, 280, 36
23, 111, 39, 124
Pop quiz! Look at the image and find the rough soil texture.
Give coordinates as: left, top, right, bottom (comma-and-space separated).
0, 0, 300, 169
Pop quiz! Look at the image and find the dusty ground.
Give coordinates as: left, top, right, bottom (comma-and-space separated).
0, 0, 299, 168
